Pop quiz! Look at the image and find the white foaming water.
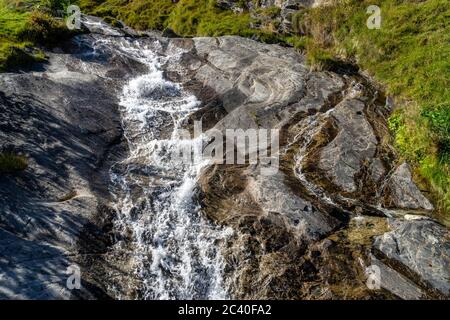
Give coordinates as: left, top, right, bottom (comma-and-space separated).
107, 38, 232, 299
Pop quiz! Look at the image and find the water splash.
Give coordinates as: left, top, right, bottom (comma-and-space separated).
107, 38, 232, 300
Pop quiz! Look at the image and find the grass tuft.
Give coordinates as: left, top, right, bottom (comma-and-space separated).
0, 0, 78, 71
0, 152, 28, 174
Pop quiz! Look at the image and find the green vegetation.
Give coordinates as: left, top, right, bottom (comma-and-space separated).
78, 0, 282, 40
166, 0, 251, 36
79, 0, 246, 35
58, 190, 77, 202
0, 0, 33, 70
0, 0, 76, 71
0, 152, 28, 174
296, 0, 449, 214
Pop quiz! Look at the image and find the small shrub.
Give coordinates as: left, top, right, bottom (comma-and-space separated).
0, 152, 28, 174
18, 10, 73, 47
291, 10, 307, 35
422, 103, 450, 162
256, 6, 281, 19
42, 0, 72, 13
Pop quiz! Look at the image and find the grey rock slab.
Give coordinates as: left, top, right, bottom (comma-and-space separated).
247, 171, 340, 242
373, 218, 450, 297
319, 98, 378, 193
0, 229, 73, 299
0, 31, 133, 298
383, 163, 434, 211
370, 255, 425, 300
189, 36, 310, 130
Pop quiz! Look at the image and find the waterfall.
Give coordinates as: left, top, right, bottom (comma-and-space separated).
104, 38, 232, 300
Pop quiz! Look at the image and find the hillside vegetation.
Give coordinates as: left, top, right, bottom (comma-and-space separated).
0, 0, 74, 71
78, 0, 288, 42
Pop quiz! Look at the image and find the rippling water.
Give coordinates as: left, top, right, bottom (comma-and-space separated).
102, 38, 231, 299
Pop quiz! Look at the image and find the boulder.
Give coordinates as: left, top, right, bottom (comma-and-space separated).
369, 255, 425, 300
248, 171, 341, 242
373, 218, 450, 297
319, 98, 378, 193
383, 163, 434, 211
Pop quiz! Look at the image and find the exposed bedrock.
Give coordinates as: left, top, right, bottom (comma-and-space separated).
373, 217, 449, 298
318, 99, 378, 194
0, 28, 151, 298
382, 163, 434, 211
216, 0, 328, 33
165, 35, 447, 299
0, 18, 446, 299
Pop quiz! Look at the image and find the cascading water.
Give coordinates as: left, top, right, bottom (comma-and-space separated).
290, 111, 336, 206
104, 38, 232, 300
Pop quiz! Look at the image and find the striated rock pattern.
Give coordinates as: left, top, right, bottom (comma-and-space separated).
0, 17, 446, 300
373, 217, 449, 298
164, 35, 445, 299
382, 163, 434, 211
319, 98, 378, 193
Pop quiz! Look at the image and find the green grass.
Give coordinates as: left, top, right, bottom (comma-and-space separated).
0, 0, 76, 71
0, 152, 28, 174
284, 35, 308, 50
166, 0, 252, 36
299, 0, 449, 214
0, 1, 29, 36
0, 0, 31, 70
78, 0, 281, 39
79, 0, 176, 31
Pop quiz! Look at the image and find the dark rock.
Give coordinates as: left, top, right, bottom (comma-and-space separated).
370, 255, 425, 300
162, 28, 180, 38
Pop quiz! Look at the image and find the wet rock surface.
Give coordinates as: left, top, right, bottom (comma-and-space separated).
166, 35, 446, 299
0, 26, 144, 298
373, 217, 449, 298
0, 18, 446, 299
